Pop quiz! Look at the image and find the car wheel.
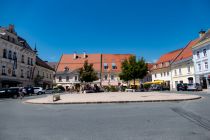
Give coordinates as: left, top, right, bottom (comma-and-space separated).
37, 91, 42, 95
13, 94, 18, 99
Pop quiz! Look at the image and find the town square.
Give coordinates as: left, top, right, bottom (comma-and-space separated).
0, 0, 210, 140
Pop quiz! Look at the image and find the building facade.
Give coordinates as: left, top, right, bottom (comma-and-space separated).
192, 30, 210, 89
171, 39, 199, 90
55, 52, 132, 89
151, 49, 183, 90
0, 24, 54, 88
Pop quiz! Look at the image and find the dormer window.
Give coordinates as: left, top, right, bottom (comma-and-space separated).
112, 63, 117, 69
64, 66, 69, 72
104, 63, 108, 69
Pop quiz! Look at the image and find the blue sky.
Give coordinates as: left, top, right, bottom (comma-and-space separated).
1, 0, 210, 62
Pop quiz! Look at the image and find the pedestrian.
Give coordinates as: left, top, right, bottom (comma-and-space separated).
19, 88, 24, 99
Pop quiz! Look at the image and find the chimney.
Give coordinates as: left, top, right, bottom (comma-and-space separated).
199, 29, 206, 38
83, 51, 87, 58
73, 52, 77, 59
8, 24, 15, 33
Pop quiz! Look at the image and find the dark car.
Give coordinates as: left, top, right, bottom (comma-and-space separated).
150, 84, 162, 91
0, 88, 20, 98
22, 87, 34, 96
177, 83, 188, 91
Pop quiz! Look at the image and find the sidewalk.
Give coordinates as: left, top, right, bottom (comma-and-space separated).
24, 92, 202, 104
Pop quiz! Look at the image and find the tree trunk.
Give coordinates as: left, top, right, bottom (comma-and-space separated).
134, 78, 136, 89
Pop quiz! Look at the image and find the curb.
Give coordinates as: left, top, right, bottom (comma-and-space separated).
24, 96, 202, 105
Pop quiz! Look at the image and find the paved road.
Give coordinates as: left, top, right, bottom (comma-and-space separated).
0, 92, 210, 140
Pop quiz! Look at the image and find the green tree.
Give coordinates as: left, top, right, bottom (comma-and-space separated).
119, 56, 148, 87
79, 60, 98, 83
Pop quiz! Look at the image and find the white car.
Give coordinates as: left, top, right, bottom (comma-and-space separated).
33, 87, 45, 95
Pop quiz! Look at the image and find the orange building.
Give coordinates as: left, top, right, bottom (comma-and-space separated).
55, 52, 132, 89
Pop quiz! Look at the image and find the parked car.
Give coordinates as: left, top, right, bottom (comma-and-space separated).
0, 88, 21, 98
22, 87, 34, 96
45, 88, 55, 94
150, 84, 162, 91
33, 87, 45, 95
187, 83, 202, 91
177, 83, 188, 91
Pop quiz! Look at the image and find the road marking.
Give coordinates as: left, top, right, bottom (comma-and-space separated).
171, 107, 210, 131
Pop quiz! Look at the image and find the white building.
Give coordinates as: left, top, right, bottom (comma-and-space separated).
171, 39, 199, 90
151, 49, 183, 90
192, 30, 210, 90
0, 24, 54, 88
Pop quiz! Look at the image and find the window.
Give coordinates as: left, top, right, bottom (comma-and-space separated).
2, 66, 6, 75
112, 63, 117, 69
43, 72, 44, 78
13, 52, 17, 60
8, 50, 12, 59
104, 63, 108, 69
178, 68, 181, 75
104, 75, 108, 80
175, 70, 177, 76
198, 63, 201, 71
27, 71, 30, 78
187, 65, 190, 73
204, 62, 208, 70
37, 70, 39, 76
47, 73, 48, 78
167, 71, 169, 76
12, 70, 16, 77
75, 76, 78, 81
64, 66, 69, 72
111, 75, 114, 80
21, 69, 24, 78
203, 49, 207, 57
59, 76, 62, 82
161, 73, 162, 77
164, 72, 166, 77
21, 55, 24, 63
31, 58, 33, 66
197, 51, 200, 59
50, 74, 51, 79
155, 74, 157, 78
28, 57, 30, 65
3, 49, 7, 58
66, 76, 69, 82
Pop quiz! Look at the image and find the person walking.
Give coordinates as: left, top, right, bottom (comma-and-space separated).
19, 88, 24, 99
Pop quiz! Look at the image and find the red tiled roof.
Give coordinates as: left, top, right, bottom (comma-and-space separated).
174, 38, 200, 62
36, 57, 55, 71
57, 53, 133, 73
156, 48, 183, 64
147, 63, 154, 71
102, 54, 132, 73
57, 54, 101, 72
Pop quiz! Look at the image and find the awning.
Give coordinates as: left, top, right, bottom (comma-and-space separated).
130, 80, 140, 86
144, 80, 164, 85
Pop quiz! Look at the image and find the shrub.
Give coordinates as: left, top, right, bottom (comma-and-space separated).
110, 86, 118, 92
143, 83, 151, 91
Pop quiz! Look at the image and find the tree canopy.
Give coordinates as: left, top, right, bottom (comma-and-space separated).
119, 56, 148, 86
79, 60, 98, 83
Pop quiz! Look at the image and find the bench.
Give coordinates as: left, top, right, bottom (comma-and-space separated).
53, 94, 60, 102
125, 89, 135, 92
